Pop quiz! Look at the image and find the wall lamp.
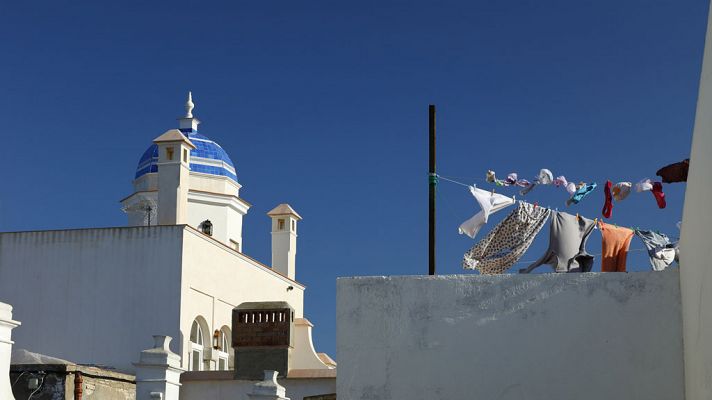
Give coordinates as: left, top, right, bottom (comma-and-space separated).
212, 329, 220, 350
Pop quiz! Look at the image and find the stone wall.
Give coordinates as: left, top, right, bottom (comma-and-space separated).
10, 365, 135, 400
337, 271, 684, 400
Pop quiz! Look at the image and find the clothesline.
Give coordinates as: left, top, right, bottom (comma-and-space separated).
437, 162, 686, 216
431, 160, 687, 275
442, 178, 681, 274
437, 175, 473, 188
436, 173, 672, 234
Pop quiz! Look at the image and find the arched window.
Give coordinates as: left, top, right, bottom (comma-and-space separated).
216, 327, 231, 370
189, 320, 204, 371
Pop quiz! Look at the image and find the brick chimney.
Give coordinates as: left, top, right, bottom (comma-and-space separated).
232, 302, 294, 380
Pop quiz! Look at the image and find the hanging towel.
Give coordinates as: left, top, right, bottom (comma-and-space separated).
602, 180, 613, 219
612, 182, 632, 201
486, 170, 497, 183
599, 221, 634, 272
537, 169, 554, 185
553, 175, 568, 188
651, 182, 666, 209
505, 173, 530, 187
634, 229, 678, 271
519, 211, 596, 273
565, 182, 577, 195
520, 169, 554, 196
656, 159, 689, 183
636, 178, 653, 192
463, 202, 551, 275
566, 183, 597, 206
459, 186, 515, 239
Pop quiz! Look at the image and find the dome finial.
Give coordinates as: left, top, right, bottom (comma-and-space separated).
185, 91, 194, 118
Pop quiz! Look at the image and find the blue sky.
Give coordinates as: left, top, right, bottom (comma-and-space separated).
1, 0, 708, 359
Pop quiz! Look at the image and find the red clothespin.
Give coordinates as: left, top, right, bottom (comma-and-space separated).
534, 201, 538, 209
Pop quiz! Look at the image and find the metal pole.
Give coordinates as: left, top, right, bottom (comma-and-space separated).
429, 105, 436, 275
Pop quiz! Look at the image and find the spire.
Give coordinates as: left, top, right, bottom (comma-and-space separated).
179, 91, 200, 132
185, 91, 194, 118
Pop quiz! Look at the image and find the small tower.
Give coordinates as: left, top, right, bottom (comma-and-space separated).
154, 129, 195, 225
267, 204, 301, 280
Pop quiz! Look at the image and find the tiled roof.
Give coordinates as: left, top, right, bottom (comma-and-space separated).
135, 129, 237, 182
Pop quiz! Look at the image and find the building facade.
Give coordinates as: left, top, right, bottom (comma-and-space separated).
0, 94, 334, 378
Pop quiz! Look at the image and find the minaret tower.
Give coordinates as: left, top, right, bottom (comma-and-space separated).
154, 93, 196, 225
123, 92, 250, 247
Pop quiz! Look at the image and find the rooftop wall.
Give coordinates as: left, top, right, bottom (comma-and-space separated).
0, 226, 184, 373
337, 271, 684, 400
179, 372, 335, 400
679, 1, 712, 396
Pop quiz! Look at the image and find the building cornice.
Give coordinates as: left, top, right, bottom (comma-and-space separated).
188, 189, 252, 209
119, 190, 158, 204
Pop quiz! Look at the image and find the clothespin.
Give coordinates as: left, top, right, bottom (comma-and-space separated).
534, 201, 538, 209
491, 188, 496, 195
576, 213, 579, 221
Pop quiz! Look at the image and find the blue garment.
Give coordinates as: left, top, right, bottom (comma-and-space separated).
566, 183, 597, 206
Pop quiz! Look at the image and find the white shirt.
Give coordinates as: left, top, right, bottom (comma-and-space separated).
459, 186, 515, 239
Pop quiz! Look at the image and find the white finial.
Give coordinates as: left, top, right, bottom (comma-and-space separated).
185, 91, 194, 118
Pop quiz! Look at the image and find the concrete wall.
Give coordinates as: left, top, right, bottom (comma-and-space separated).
0, 226, 184, 373
180, 227, 305, 370
337, 272, 684, 400
180, 371, 335, 400
679, 1, 712, 398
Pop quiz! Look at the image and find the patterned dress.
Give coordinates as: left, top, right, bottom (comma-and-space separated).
463, 201, 551, 274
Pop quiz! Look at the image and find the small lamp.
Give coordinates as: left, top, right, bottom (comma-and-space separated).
212, 329, 220, 350
201, 220, 213, 236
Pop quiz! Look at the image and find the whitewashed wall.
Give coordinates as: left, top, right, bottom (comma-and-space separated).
0, 224, 312, 374
186, 190, 248, 250
0, 226, 184, 373
180, 373, 335, 400
337, 272, 684, 400
679, 0, 712, 397
180, 227, 305, 370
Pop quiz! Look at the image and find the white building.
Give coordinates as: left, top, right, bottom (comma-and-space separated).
0, 94, 335, 381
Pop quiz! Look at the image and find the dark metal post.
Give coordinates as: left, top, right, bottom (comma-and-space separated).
429, 105, 436, 275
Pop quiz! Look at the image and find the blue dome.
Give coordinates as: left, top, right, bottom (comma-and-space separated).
135, 130, 238, 182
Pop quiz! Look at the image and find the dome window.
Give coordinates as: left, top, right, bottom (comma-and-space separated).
201, 220, 213, 236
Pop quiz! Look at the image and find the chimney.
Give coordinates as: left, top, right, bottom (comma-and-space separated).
232, 302, 294, 380
154, 129, 195, 225
267, 204, 302, 280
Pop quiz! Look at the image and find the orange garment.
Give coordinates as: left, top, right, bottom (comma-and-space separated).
599, 221, 634, 272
